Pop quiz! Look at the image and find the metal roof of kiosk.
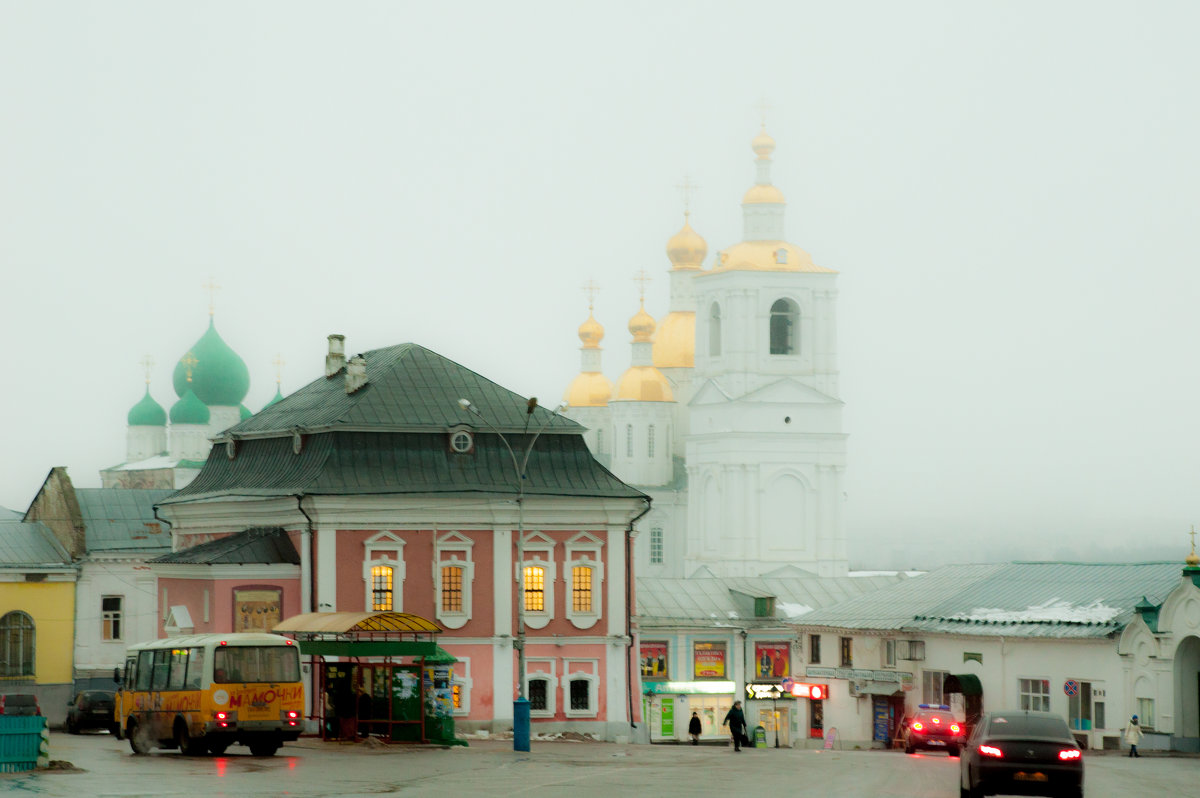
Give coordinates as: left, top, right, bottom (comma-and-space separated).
273, 611, 443, 658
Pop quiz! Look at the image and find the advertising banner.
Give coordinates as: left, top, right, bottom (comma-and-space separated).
693, 642, 726, 679
755, 642, 790, 678
640, 641, 669, 679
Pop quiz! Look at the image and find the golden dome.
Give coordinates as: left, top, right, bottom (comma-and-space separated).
578, 312, 604, 349
666, 215, 707, 269
564, 371, 614, 407
743, 184, 786, 205
628, 305, 656, 343
752, 127, 776, 159
613, 366, 674, 402
708, 241, 837, 274
1187, 551, 1200, 567
652, 311, 695, 368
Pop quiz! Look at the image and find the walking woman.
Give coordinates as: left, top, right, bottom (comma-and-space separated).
1124, 714, 1144, 757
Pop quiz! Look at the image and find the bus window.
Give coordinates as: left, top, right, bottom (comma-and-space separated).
125, 656, 138, 690
151, 649, 171, 690
185, 647, 205, 689
214, 645, 300, 683
136, 651, 154, 691
167, 649, 189, 690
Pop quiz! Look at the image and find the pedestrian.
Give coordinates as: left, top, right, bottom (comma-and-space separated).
722, 701, 747, 752
689, 711, 702, 745
1124, 714, 1144, 757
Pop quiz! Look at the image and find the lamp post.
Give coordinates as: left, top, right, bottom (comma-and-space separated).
457, 395, 566, 752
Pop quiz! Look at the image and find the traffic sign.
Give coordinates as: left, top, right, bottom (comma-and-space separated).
1063, 679, 1079, 697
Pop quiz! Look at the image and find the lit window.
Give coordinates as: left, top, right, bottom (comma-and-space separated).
649, 527, 664, 564
572, 566, 592, 612
452, 683, 462, 710
441, 565, 463, 612
524, 566, 545, 612
769, 298, 799, 355
102, 596, 123, 641
371, 565, 394, 611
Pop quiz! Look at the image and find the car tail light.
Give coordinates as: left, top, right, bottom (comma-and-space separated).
1058, 749, 1082, 761
931, 716, 941, 724
978, 744, 1003, 758
911, 721, 924, 731
950, 724, 962, 734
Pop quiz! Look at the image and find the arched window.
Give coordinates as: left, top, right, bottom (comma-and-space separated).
769, 298, 799, 355
370, 565, 394, 611
625, 424, 633, 458
595, 427, 605, 455
440, 565, 463, 613
524, 565, 546, 611
647, 424, 656, 458
0, 611, 35, 677
709, 303, 722, 356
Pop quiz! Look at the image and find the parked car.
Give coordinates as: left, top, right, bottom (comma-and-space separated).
960, 710, 1083, 798
904, 703, 966, 755
66, 690, 117, 734
0, 693, 41, 716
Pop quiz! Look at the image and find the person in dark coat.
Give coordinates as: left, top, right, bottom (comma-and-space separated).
722, 701, 747, 752
688, 711, 703, 745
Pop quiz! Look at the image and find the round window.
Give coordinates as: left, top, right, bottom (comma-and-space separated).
449, 431, 473, 453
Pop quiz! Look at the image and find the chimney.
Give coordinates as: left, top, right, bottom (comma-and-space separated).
325, 334, 345, 377
344, 355, 368, 394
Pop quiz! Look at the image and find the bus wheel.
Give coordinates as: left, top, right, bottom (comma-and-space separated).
175, 720, 205, 756
127, 721, 152, 755
248, 740, 280, 757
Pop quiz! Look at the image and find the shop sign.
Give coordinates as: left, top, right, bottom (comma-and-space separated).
643, 680, 736, 695
806, 666, 836, 679
693, 642, 726, 679
661, 698, 675, 736
745, 682, 791, 700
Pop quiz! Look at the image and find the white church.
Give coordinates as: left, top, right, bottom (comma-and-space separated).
563, 127, 849, 579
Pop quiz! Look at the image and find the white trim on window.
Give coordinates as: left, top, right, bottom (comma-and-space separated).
363, 531, 406, 612
564, 532, 603, 630
526, 659, 557, 718
520, 532, 556, 629
451, 657, 473, 717
434, 531, 475, 629
564, 659, 599, 718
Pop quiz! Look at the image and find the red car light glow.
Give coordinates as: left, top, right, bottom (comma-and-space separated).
950, 724, 961, 734
931, 717, 941, 724
979, 745, 1003, 758
911, 721, 923, 731
1058, 749, 1082, 761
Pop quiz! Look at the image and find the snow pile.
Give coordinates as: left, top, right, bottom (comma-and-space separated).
778, 602, 815, 619
947, 598, 1121, 624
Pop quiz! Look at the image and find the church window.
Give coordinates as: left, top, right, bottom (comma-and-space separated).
524, 565, 545, 612
709, 303, 722, 356
570, 678, 590, 710
440, 565, 463, 612
371, 565, 394, 611
102, 595, 123, 641
528, 678, 549, 711
0, 611, 35, 677
449, 430, 473, 453
625, 424, 633, 458
650, 527, 664, 564
571, 566, 593, 612
769, 298, 799, 355
647, 425, 656, 458
595, 427, 605, 455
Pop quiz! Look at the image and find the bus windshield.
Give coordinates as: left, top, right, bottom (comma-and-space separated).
213, 645, 300, 684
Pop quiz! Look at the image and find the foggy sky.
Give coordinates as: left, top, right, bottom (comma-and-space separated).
2, 1, 1198, 569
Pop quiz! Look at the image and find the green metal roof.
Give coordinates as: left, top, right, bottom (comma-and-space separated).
75, 488, 174, 552
162, 430, 644, 503
172, 318, 250, 407
226, 343, 581, 436
0, 519, 72, 566
152, 526, 299, 565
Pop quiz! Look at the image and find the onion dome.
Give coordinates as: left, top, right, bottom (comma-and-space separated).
172, 318, 250, 406
127, 386, 167, 426
262, 386, 284, 411
578, 312, 604, 349
752, 127, 776, 159
666, 214, 707, 269
628, 305, 656, 343
709, 241, 836, 273
613, 366, 674, 402
169, 388, 211, 425
652, 312, 695, 368
565, 372, 615, 407
743, 184, 786, 204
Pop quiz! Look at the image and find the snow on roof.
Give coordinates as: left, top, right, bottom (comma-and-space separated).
778, 602, 814, 619
946, 599, 1122, 625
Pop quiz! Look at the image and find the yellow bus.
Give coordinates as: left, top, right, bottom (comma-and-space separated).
115, 632, 304, 756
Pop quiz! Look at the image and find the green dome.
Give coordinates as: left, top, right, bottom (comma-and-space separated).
170, 388, 211, 425
239, 403, 253, 420
127, 386, 167, 426
262, 386, 284, 411
172, 318, 251, 407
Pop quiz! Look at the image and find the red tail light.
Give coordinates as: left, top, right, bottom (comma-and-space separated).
1058, 749, 1082, 761
286, 711, 299, 719
911, 721, 924, 731
950, 724, 962, 734
215, 711, 228, 720
978, 744, 1003, 758
931, 716, 941, 724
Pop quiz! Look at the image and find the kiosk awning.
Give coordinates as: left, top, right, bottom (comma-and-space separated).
274, 611, 442, 657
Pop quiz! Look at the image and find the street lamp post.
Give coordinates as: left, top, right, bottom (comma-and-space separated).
457, 395, 566, 752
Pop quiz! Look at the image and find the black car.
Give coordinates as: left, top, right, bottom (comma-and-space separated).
66, 690, 117, 734
960, 710, 1083, 798
904, 704, 965, 755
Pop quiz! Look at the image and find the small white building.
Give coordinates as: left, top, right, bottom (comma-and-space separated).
792, 560, 1200, 752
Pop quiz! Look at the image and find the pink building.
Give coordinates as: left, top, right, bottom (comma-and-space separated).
154, 339, 648, 740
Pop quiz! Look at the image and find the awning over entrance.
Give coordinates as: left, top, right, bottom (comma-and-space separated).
944, 673, 983, 696
274, 611, 442, 657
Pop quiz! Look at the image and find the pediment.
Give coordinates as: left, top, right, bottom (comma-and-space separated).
742, 378, 839, 405
689, 379, 734, 406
